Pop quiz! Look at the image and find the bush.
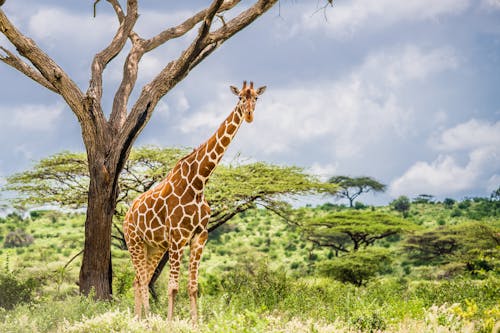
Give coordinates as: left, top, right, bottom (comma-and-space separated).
443, 198, 456, 209
318, 248, 393, 286
450, 208, 462, 217
391, 196, 411, 217
0, 272, 40, 310
3, 229, 34, 248
349, 310, 386, 332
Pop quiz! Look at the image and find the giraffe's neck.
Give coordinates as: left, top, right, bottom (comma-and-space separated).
182, 104, 245, 189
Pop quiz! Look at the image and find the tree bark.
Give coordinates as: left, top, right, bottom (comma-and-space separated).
78, 148, 121, 299
1, 0, 280, 300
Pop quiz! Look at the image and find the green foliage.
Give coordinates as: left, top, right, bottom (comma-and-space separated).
1, 179, 500, 331
391, 195, 411, 217
4, 151, 88, 208
0, 271, 40, 310
463, 197, 500, 219
206, 161, 335, 231
328, 175, 386, 207
348, 310, 387, 332
443, 197, 456, 208
413, 194, 435, 204
301, 209, 412, 252
317, 248, 393, 286
404, 222, 499, 266
4, 146, 335, 234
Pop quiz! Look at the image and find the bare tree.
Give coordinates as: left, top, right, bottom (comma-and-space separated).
0, 0, 278, 300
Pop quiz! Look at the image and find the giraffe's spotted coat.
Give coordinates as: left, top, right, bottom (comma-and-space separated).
123, 81, 266, 321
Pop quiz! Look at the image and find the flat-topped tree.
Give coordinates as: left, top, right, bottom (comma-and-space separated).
328, 176, 386, 207
0, 0, 280, 300
301, 210, 413, 253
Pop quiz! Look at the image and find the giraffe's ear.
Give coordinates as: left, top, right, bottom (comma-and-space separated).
230, 86, 240, 96
256, 86, 267, 95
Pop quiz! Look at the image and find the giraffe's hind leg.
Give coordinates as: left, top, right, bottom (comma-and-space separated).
127, 240, 149, 318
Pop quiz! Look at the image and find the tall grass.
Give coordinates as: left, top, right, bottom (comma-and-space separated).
2, 261, 498, 332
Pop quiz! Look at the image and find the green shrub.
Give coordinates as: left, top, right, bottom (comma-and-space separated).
450, 208, 462, 217
443, 198, 456, 209
317, 248, 393, 286
0, 272, 40, 310
391, 196, 411, 217
349, 310, 386, 332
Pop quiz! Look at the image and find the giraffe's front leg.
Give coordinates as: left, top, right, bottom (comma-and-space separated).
167, 246, 184, 321
188, 230, 208, 323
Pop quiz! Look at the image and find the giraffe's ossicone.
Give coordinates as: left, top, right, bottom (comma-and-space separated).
123, 81, 266, 321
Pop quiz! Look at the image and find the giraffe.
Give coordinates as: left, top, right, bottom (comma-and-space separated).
123, 81, 266, 321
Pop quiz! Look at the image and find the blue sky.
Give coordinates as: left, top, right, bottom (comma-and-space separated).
1, 0, 499, 206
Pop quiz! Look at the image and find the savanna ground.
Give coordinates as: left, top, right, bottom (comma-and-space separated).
0, 199, 499, 332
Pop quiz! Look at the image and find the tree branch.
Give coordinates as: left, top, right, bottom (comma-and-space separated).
0, 9, 85, 119
109, 35, 144, 131
87, 0, 138, 113
118, 0, 277, 149
206, 0, 278, 44
143, 0, 240, 52
0, 46, 58, 93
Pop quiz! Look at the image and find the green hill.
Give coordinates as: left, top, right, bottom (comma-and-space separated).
0, 200, 499, 332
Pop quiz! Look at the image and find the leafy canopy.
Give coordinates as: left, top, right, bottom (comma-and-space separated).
299, 209, 414, 253
4, 146, 336, 231
404, 222, 500, 265
328, 176, 386, 207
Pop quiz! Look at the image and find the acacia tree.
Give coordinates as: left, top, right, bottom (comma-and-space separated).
5, 146, 333, 233
328, 176, 386, 207
300, 210, 412, 254
4, 146, 335, 296
0, 0, 281, 299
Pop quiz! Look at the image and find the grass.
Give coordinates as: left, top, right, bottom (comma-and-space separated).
0, 203, 499, 332
0, 274, 498, 332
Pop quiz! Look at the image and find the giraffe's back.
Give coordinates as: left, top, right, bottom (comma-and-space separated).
124, 165, 210, 250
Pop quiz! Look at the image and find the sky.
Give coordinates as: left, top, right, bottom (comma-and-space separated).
0, 0, 499, 206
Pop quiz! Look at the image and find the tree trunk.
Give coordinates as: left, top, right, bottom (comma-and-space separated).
79, 151, 120, 299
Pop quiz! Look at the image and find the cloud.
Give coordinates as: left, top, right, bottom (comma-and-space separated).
432, 119, 500, 151
308, 163, 338, 181
298, 0, 470, 38
481, 0, 500, 10
390, 155, 481, 196
27, 7, 117, 48
6, 103, 65, 131
155, 90, 190, 119
178, 44, 457, 159
390, 119, 500, 197
363, 45, 459, 87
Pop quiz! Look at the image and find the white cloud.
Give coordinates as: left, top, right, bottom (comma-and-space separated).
178, 45, 457, 159
390, 119, 500, 197
298, 0, 470, 38
390, 154, 482, 196
433, 119, 500, 151
308, 163, 338, 181
481, 0, 500, 10
28, 8, 117, 48
6, 103, 65, 131
364, 46, 459, 87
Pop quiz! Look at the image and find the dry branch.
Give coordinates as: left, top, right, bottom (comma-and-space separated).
0, 46, 57, 93
1, 0, 280, 299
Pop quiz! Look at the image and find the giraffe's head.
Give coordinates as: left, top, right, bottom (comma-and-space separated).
230, 81, 266, 123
